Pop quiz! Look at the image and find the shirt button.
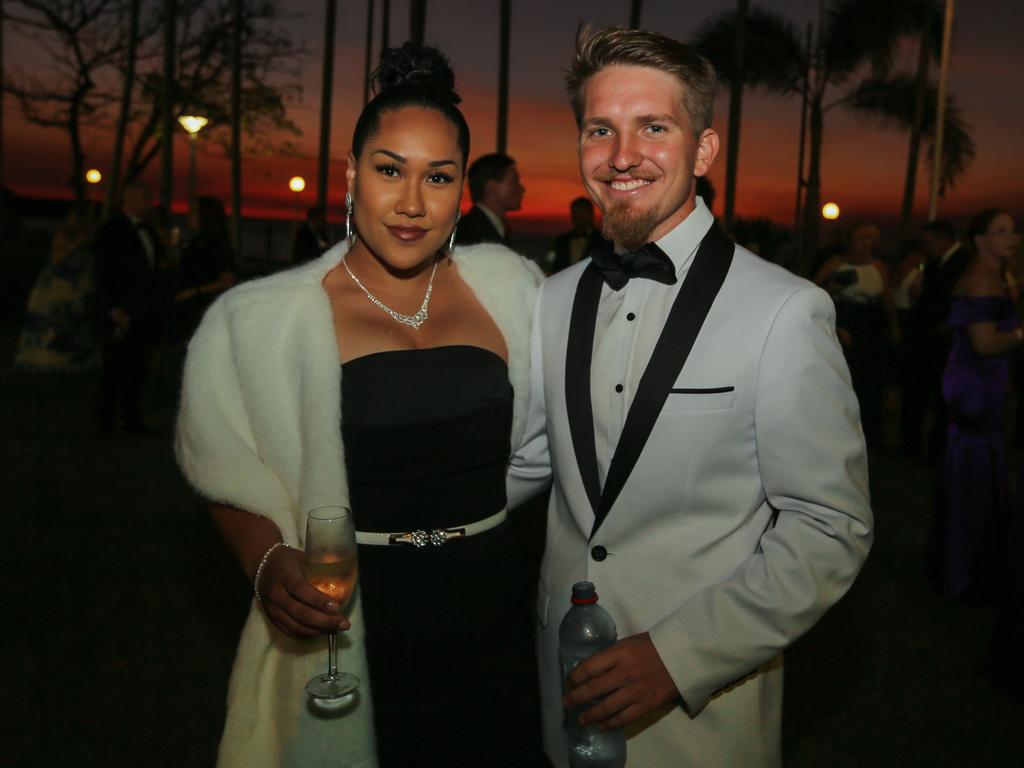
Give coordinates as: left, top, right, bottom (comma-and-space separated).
591, 545, 608, 562
615, 384, 623, 393
627, 312, 636, 321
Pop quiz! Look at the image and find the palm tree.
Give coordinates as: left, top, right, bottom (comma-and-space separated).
362, 0, 374, 105
496, 0, 510, 153
629, 0, 642, 29
230, 0, 242, 250
159, 0, 176, 213
106, 0, 140, 216
693, 0, 973, 275
409, 0, 425, 46
723, 0, 748, 229
317, 0, 337, 212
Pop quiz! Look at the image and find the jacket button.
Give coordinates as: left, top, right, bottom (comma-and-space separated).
591, 545, 608, 562
627, 312, 636, 321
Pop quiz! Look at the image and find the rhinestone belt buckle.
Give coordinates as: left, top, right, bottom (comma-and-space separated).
389, 527, 467, 547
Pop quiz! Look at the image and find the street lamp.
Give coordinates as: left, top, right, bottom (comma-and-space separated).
85, 168, 103, 212
821, 202, 841, 221
289, 176, 306, 227
178, 114, 209, 217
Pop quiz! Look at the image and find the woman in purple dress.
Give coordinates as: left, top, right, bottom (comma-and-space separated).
929, 208, 1022, 601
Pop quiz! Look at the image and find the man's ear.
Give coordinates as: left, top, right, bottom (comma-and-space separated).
693, 129, 720, 178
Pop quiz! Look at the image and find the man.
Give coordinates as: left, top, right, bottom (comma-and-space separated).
910, 219, 968, 463
455, 152, 524, 246
508, 27, 872, 767
549, 196, 605, 273
292, 204, 330, 264
94, 182, 166, 436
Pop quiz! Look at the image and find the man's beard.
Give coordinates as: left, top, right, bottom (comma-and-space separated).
601, 198, 659, 251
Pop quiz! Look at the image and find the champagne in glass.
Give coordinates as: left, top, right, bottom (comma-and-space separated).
304, 506, 360, 700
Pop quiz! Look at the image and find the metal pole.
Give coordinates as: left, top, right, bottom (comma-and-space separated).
317, 0, 337, 212
496, 0, 510, 154
188, 133, 197, 216
381, 0, 390, 48
928, 0, 954, 221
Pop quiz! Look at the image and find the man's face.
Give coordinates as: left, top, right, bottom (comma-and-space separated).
921, 230, 953, 260
578, 65, 718, 250
490, 164, 525, 213
570, 203, 594, 233
123, 186, 152, 220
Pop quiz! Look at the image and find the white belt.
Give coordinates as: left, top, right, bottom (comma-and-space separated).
355, 508, 507, 547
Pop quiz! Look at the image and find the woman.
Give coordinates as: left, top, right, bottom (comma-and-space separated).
814, 222, 900, 448
14, 204, 98, 372
929, 208, 1021, 602
173, 196, 236, 341
176, 45, 546, 767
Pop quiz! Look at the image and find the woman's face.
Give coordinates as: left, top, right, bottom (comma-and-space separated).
975, 213, 1018, 263
848, 224, 880, 261
347, 106, 464, 271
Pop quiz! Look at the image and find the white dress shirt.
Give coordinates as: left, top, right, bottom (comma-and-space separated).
590, 196, 714, 486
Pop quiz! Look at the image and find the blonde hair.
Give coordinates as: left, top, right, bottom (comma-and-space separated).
565, 25, 717, 136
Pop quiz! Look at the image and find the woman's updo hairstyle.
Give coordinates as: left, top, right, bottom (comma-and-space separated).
352, 43, 470, 166
967, 208, 1007, 249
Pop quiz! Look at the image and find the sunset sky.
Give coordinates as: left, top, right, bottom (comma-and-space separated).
4, 0, 1023, 235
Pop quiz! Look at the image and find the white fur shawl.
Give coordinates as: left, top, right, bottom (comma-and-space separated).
175, 240, 541, 767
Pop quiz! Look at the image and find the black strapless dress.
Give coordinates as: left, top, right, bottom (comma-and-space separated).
342, 345, 547, 768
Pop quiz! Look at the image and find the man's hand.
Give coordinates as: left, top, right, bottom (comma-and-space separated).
563, 632, 679, 730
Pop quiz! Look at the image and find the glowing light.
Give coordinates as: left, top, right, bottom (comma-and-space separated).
85, 169, 102, 184
822, 202, 841, 220
177, 115, 209, 135
289, 176, 306, 193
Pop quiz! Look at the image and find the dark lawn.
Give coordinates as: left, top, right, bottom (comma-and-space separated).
2, 325, 1021, 766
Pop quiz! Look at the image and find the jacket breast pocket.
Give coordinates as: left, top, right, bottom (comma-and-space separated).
662, 386, 736, 412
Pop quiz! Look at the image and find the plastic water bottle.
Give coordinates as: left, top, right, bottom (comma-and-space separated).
558, 581, 627, 768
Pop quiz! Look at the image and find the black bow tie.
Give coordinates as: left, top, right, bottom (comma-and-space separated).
589, 240, 678, 291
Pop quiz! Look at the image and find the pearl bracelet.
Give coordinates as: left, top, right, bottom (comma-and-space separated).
254, 541, 293, 604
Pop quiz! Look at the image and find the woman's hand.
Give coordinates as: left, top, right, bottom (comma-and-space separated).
257, 545, 351, 639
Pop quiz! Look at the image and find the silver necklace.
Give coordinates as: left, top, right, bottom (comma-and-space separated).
342, 253, 438, 330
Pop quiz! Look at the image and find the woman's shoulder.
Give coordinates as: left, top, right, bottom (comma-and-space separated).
954, 265, 1004, 299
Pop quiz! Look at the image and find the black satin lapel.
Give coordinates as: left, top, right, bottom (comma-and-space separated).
591, 225, 735, 540
566, 264, 605, 515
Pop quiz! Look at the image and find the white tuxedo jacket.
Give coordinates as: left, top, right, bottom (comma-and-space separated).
509, 224, 873, 767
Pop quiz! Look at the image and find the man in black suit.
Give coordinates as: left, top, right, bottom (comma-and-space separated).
94, 183, 166, 437
904, 218, 969, 461
548, 196, 604, 273
455, 153, 525, 247
292, 204, 330, 264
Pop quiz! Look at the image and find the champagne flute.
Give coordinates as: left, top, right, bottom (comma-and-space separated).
304, 505, 360, 699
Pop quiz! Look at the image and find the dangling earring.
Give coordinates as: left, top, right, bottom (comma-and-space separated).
345, 192, 354, 245
447, 213, 460, 255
